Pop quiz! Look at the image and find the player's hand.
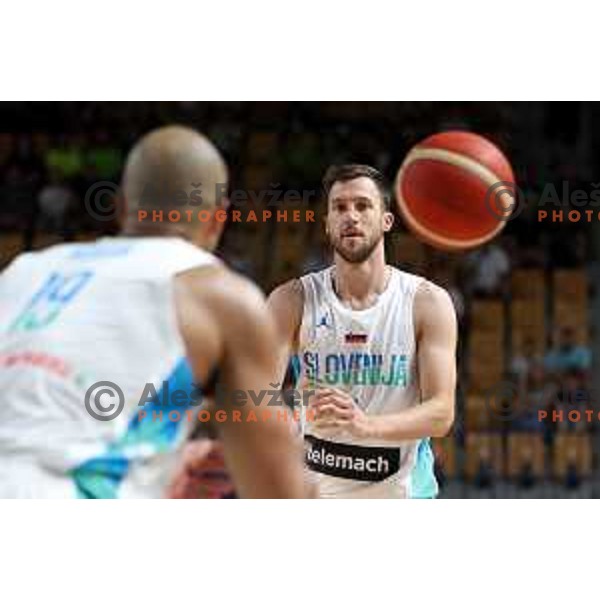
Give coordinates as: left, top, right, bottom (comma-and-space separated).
166, 439, 236, 499
310, 387, 373, 439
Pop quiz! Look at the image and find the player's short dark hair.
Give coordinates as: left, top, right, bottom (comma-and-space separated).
322, 164, 391, 210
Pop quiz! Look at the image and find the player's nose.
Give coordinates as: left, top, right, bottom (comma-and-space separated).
344, 209, 360, 224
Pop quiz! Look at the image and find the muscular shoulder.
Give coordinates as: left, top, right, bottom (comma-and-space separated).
174, 265, 274, 375
176, 265, 269, 330
268, 278, 304, 309
413, 279, 457, 341
266, 278, 304, 341
414, 279, 454, 307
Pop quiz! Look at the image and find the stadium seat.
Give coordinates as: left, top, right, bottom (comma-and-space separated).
511, 328, 547, 356
553, 302, 588, 323
506, 432, 545, 480
510, 298, 545, 329
464, 396, 495, 431
468, 330, 504, 392
511, 269, 546, 300
465, 433, 503, 482
552, 302, 590, 344
553, 433, 592, 480
553, 269, 588, 301
469, 331, 504, 359
468, 363, 503, 389
470, 300, 504, 331
552, 271, 589, 340
510, 298, 546, 355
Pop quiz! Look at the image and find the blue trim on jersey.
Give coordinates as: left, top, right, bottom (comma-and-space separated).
70, 358, 197, 499
289, 354, 302, 388
123, 359, 197, 449
409, 439, 438, 499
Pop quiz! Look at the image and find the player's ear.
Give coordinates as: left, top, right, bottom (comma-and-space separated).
383, 211, 394, 232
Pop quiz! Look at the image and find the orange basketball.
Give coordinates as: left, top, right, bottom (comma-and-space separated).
395, 131, 515, 252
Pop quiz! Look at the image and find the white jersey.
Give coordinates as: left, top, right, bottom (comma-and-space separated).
295, 266, 438, 499
0, 236, 218, 498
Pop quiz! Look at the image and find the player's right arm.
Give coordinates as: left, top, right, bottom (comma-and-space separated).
266, 279, 304, 386
176, 268, 313, 499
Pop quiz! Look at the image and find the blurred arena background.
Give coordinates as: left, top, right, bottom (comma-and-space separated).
0, 101, 598, 499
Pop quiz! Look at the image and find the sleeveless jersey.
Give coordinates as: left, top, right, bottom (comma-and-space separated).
0, 236, 218, 498
295, 266, 438, 499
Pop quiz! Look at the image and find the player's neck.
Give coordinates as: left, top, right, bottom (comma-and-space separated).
332, 245, 390, 307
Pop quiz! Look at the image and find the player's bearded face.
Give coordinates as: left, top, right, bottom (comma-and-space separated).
329, 219, 384, 263
326, 178, 390, 264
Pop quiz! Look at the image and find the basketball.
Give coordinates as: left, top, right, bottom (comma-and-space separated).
395, 131, 516, 252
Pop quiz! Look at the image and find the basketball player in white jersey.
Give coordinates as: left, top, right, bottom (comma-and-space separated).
0, 126, 310, 499
268, 164, 457, 499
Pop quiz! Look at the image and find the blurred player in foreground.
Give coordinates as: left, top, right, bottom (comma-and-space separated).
0, 126, 311, 499
268, 164, 457, 498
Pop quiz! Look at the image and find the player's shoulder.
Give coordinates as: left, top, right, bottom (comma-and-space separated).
414, 276, 454, 309
416, 276, 451, 299
388, 266, 436, 297
388, 265, 445, 296
267, 265, 333, 304
266, 276, 305, 337
2, 242, 68, 272
268, 276, 304, 305
176, 263, 267, 320
411, 276, 457, 333
0, 244, 68, 281
0, 251, 29, 278
174, 264, 276, 378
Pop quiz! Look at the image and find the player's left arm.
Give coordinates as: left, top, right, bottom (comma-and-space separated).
371, 281, 457, 440
312, 281, 457, 441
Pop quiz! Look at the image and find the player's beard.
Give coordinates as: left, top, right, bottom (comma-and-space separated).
330, 230, 383, 264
